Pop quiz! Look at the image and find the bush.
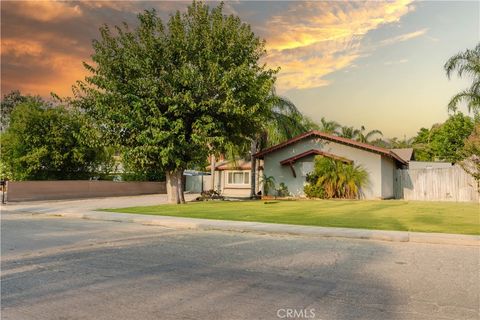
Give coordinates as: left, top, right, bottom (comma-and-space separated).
197, 189, 224, 201
304, 156, 368, 199
276, 182, 290, 197
304, 183, 325, 199
260, 175, 276, 196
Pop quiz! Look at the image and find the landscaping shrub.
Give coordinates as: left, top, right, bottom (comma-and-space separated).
304, 156, 368, 199
197, 189, 224, 201
276, 182, 290, 197
304, 183, 326, 199
261, 175, 276, 196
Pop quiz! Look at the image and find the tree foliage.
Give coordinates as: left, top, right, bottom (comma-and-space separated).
444, 43, 480, 114
412, 113, 474, 162
1, 100, 109, 180
304, 156, 369, 199
75, 3, 277, 203
319, 117, 340, 135
262, 95, 316, 148
458, 123, 480, 188
0, 90, 43, 132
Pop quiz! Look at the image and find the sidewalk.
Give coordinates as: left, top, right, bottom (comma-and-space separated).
4, 197, 478, 246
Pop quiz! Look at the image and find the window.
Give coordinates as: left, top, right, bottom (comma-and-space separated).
227, 171, 250, 185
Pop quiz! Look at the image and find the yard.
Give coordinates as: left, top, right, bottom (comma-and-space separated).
104, 200, 480, 235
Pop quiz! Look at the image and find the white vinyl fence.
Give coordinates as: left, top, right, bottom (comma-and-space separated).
395, 165, 479, 202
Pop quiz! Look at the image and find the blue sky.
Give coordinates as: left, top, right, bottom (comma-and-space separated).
283, 1, 479, 137
1, 1, 478, 138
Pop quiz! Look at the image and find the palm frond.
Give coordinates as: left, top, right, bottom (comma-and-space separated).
444, 43, 480, 79
448, 89, 480, 113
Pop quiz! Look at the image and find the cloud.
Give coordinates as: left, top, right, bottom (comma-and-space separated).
1, 0, 420, 97
262, 0, 416, 91
384, 59, 409, 66
379, 28, 428, 46
5, 1, 83, 22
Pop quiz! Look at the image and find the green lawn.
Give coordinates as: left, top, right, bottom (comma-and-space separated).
103, 200, 480, 235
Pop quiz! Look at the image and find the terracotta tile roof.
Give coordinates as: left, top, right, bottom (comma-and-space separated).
280, 149, 352, 165
253, 130, 408, 165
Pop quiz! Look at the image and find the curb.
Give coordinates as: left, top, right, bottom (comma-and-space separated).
42, 211, 480, 247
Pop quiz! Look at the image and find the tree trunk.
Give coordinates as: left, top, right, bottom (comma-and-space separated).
250, 139, 257, 198
166, 169, 186, 204
166, 171, 179, 204
210, 154, 216, 191
255, 158, 260, 196
176, 169, 186, 204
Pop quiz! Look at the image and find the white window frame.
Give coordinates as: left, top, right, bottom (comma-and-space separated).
226, 170, 250, 187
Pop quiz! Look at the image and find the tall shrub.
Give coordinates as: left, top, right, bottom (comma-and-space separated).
304, 156, 368, 199
1, 101, 109, 180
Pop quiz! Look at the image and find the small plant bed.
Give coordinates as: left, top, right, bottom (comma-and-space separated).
103, 200, 480, 235
195, 190, 224, 201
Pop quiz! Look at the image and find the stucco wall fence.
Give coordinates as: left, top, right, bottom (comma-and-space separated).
6, 180, 166, 202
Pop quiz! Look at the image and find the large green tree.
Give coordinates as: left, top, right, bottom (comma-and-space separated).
1, 100, 108, 180
444, 43, 480, 115
0, 90, 43, 132
76, 3, 277, 203
430, 112, 474, 162
413, 113, 474, 162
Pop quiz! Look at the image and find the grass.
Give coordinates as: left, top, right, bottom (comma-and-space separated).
103, 200, 480, 235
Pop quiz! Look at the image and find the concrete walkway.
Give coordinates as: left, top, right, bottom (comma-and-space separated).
3, 195, 479, 246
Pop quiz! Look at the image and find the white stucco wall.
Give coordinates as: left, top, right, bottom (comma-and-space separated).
381, 157, 396, 199
262, 137, 387, 199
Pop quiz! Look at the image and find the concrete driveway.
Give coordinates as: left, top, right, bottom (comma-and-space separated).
3, 193, 199, 215
2, 209, 479, 320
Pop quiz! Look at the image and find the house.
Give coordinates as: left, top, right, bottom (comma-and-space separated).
254, 130, 409, 199
208, 158, 263, 197
185, 158, 263, 197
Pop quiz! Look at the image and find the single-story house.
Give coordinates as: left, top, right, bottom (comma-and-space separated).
185, 158, 263, 197
254, 130, 410, 199
210, 159, 263, 197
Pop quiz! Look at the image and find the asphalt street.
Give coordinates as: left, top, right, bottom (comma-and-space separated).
2, 212, 479, 320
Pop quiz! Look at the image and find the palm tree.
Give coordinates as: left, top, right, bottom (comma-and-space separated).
319, 117, 341, 135
305, 156, 368, 199
249, 95, 313, 197
444, 43, 480, 114
339, 126, 360, 139
263, 96, 310, 147
260, 175, 276, 196
386, 136, 414, 148
355, 125, 383, 143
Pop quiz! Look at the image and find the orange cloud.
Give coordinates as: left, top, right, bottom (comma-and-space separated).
1, 0, 420, 97
1, 36, 87, 97
263, 0, 416, 91
1, 39, 44, 57
10, 1, 83, 22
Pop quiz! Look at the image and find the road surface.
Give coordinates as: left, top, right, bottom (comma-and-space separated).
2, 212, 479, 320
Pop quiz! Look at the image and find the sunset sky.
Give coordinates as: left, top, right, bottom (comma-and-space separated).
1, 1, 478, 137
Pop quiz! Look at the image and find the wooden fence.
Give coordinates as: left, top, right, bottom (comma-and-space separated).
395, 166, 479, 202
